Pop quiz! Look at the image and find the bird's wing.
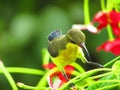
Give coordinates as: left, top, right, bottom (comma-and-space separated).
48, 41, 59, 57
48, 30, 62, 41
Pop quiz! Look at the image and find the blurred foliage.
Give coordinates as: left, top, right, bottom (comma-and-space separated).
0, 0, 116, 89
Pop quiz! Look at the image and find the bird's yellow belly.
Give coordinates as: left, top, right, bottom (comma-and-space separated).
51, 43, 79, 69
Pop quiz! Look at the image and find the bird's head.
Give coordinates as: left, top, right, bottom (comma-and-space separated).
66, 28, 90, 60
66, 28, 85, 45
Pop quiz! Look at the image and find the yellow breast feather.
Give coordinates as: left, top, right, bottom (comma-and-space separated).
51, 43, 79, 69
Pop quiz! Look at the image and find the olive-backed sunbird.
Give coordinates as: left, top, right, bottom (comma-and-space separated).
47, 28, 102, 88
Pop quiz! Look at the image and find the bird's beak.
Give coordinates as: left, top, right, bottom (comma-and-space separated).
79, 43, 91, 61
79, 43, 103, 68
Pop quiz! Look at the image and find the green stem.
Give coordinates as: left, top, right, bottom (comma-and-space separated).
107, 0, 115, 11
34, 67, 58, 90
84, 0, 90, 24
91, 80, 120, 90
103, 56, 120, 67
72, 70, 81, 76
97, 83, 119, 90
100, 0, 106, 11
106, 0, 116, 40
59, 68, 112, 90
107, 24, 114, 41
0, 61, 18, 90
42, 48, 50, 65
101, 0, 114, 40
0, 67, 45, 75
90, 72, 112, 79
73, 68, 112, 84
17, 82, 51, 90
106, 0, 112, 11
77, 86, 85, 90
71, 62, 85, 73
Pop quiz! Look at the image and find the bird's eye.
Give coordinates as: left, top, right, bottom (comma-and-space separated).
70, 40, 76, 44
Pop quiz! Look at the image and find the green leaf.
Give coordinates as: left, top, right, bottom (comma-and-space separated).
112, 60, 120, 71
86, 73, 119, 90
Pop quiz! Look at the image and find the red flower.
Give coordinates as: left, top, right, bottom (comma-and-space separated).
43, 62, 56, 69
93, 11, 108, 30
97, 38, 120, 55
43, 63, 74, 89
111, 23, 120, 37
109, 11, 120, 37
93, 10, 120, 37
109, 11, 120, 24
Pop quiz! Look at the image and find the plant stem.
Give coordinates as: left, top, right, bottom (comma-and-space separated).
106, 0, 115, 41
42, 48, 50, 65
92, 79, 120, 84
84, 0, 90, 24
72, 70, 81, 76
59, 68, 112, 90
0, 67, 45, 75
100, 0, 106, 11
17, 82, 51, 90
106, 0, 112, 11
97, 84, 119, 90
103, 56, 120, 67
0, 61, 18, 90
90, 72, 112, 79
107, 0, 116, 11
107, 24, 114, 41
34, 67, 58, 90
71, 62, 85, 73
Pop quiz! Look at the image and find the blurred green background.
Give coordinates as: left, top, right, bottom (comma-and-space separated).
0, 0, 115, 89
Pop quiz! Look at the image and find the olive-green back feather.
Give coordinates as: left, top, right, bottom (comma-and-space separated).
48, 35, 68, 57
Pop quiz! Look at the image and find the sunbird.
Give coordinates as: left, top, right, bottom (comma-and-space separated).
47, 28, 102, 89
